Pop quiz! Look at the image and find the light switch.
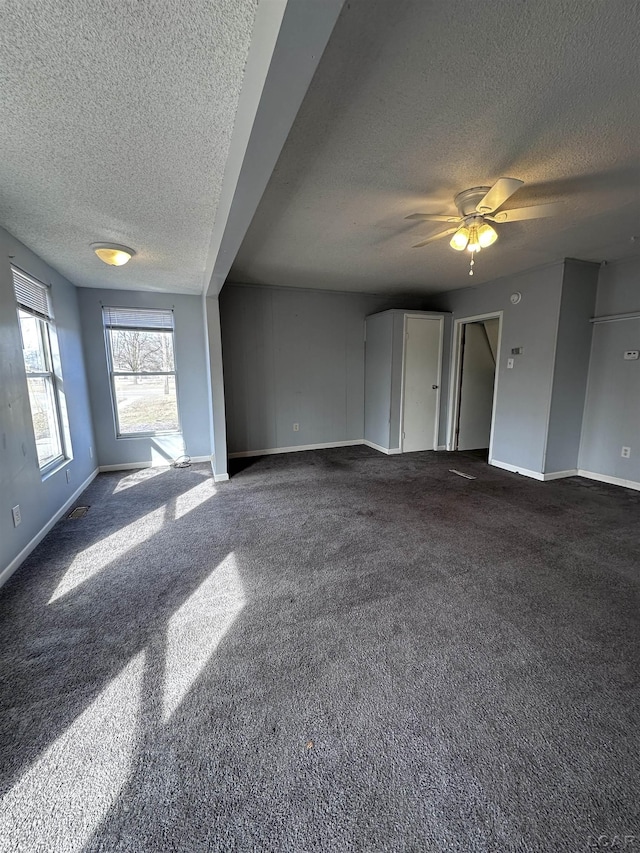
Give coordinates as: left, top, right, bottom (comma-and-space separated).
507, 358, 514, 369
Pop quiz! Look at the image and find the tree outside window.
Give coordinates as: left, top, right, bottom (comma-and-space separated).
103, 308, 180, 436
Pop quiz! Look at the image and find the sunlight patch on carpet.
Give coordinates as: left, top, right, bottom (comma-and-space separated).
163, 553, 245, 721
48, 506, 166, 602
172, 479, 217, 520
0, 652, 144, 853
112, 467, 165, 493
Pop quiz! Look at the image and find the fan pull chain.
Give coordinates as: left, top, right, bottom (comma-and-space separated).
469, 252, 475, 276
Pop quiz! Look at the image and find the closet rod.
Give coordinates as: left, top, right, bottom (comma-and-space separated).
590, 311, 640, 324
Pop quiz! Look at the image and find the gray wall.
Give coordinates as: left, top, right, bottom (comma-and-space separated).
204, 294, 228, 478
78, 288, 210, 467
544, 260, 598, 473
364, 312, 393, 449
580, 256, 640, 483
220, 284, 437, 455
431, 263, 566, 473
221, 259, 631, 481
0, 227, 95, 577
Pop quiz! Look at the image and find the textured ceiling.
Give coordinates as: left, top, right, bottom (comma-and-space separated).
0, 0, 257, 293
231, 0, 640, 295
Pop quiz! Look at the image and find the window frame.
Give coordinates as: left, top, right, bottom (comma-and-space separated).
102, 307, 182, 439
12, 267, 66, 474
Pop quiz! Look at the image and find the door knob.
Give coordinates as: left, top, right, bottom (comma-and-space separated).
432, 384, 439, 389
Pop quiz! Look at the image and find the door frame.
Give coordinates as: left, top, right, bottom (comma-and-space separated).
399, 313, 444, 452
446, 311, 503, 458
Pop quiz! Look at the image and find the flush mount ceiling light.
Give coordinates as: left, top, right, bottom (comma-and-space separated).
91, 243, 136, 266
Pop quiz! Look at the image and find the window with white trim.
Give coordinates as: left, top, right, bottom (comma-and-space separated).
102, 307, 180, 436
12, 267, 66, 471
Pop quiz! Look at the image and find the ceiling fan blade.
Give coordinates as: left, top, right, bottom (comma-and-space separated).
490, 202, 563, 222
476, 178, 524, 214
405, 213, 461, 223
412, 228, 458, 248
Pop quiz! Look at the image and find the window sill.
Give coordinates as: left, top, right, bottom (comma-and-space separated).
115, 431, 181, 440
41, 457, 69, 482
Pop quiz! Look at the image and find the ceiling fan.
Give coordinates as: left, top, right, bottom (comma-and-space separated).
406, 178, 562, 262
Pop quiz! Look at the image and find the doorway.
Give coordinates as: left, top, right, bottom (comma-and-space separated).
448, 312, 502, 459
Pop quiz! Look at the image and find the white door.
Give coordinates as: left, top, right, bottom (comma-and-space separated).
402, 317, 442, 452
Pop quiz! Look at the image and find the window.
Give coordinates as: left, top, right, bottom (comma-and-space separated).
12, 267, 66, 471
102, 307, 180, 436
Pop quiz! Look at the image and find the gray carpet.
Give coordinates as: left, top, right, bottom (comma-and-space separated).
0, 447, 639, 852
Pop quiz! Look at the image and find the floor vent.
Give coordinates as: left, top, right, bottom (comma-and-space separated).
449, 469, 477, 480
68, 506, 90, 519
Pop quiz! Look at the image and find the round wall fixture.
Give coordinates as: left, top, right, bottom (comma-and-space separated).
92, 243, 136, 266
510, 292, 522, 304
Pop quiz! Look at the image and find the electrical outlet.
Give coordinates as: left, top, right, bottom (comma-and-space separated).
507, 358, 514, 369
621, 446, 631, 458
66, 469, 71, 483
12, 505, 21, 527
623, 350, 639, 360
293, 423, 299, 432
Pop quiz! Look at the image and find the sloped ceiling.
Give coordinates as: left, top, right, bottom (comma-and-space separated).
231, 0, 640, 294
0, 0, 258, 293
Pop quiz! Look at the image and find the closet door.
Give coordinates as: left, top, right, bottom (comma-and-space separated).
401, 316, 442, 452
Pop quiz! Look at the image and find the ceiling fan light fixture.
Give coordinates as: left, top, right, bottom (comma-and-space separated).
466, 224, 481, 253
92, 243, 136, 266
450, 226, 470, 251
478, 222, 498, 248
407, 178, 561, 261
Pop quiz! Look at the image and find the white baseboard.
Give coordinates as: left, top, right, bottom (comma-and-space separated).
542, 469, 578, 481
229, 439, 441, 459
229, 440, 363, 459
436, 445, 447, 451
0, 467, 99, 589
208, 455, 229, 482
362, 440, 402, 455
491, 461, 583, 482
99, 462, 147, 472
577, 469, 640, 492
99, 455, 211, 473
490, 459, 545, 481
